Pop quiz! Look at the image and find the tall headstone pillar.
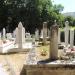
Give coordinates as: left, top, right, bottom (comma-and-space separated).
3, 28, 6, 40
35, 29, 39, 41
70, 29, 74, 48
50, 21, 58, 60
64, 21, 69, 47
18, 22, 25, 49
0, 33, 1, 39
15, 27, 18, 44
43, 22, 47, 45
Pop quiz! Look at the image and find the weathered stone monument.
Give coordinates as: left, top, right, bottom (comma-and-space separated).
18, 22, 25, 48
70, 29, 74, 48
64, 21, 69, 47
35, 29, 39, 41
43, 22, 47, 45
50, 21, 58, 60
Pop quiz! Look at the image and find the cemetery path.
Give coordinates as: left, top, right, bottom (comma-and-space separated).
0, 52, 28, 75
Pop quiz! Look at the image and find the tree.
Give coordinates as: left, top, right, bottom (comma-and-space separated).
0, 0, 64, 33
64, 16, 74, 26
53, 4, 64, 14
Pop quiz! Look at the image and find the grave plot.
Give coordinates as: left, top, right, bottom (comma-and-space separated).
0, 28, 15, 53
0, 22, 33, 53
20, 21, 75, 75
0, 40, 15, 53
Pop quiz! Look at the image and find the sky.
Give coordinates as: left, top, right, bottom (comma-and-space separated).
53, 0, 75, 13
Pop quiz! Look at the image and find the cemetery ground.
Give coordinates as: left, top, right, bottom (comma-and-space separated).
0, 42, 50, 75
0, 42, 66, 75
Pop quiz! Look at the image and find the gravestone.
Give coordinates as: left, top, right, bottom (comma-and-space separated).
18, 22, 25, 48
0, 33, 1, 39
50, 21, 58, 60
43, 22, 47, 45
25, 33, 31, 38
6, 33, 12, 40
64, 21, 69, 47
47, 29, 50, 38
58, 28, 61, 44
15, 27, 19, 44
13, 30, 16, 38
35, 29, 39, 41
3, 28, 6, 39
40, 29, 43, 38
70, 29, 74, 48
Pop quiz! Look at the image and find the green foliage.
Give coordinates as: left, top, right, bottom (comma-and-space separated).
53, 4, 64, 14
64, 16, 74, 26
0, 0, 64, 33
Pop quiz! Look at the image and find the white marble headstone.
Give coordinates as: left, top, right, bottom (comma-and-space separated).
35, 29, 39, 40
64, 21, 69, 47
0, 33, 1, 39
70, 29, 74, 48
18, 22, 25, 48
3, 28, 6, 39
15, 27, 18, 44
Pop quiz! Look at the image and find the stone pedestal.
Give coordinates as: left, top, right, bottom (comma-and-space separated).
50, 25, 58, 60
20, 65, 75, 75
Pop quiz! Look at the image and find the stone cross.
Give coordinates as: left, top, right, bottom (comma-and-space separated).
70, 29, 74, 48
64, 21, 69, 47
50, 22, 58, 60
43, 22, 47, 45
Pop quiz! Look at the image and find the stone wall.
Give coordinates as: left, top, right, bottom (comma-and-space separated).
20, 64, 75, 75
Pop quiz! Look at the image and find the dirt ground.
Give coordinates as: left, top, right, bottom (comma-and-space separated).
0, 45, 50, 75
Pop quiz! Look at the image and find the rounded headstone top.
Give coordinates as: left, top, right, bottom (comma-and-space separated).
18, 22, 23, 28
3, 28, 5, 31
65, 21, 69, 27
54, 20, 57, 25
